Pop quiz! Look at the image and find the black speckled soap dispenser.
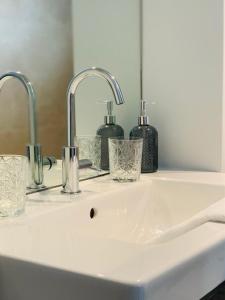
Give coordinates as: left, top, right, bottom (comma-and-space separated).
97, 101, 124, 170
130, 99, 158, 173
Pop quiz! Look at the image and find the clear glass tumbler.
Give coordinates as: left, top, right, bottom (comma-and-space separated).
0, 155, 27, 217
109, 138, 143, 182
76, 135, 101, 170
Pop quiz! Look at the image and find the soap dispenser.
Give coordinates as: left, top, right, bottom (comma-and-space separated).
97, 100, 124, 170
130, 99, 158, 173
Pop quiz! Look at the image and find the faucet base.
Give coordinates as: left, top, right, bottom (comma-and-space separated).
26, 144, 44, 189
27, 184, 46, 190
62, 146, 80, 194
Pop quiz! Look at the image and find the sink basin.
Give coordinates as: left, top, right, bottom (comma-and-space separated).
1, 172, 225, 300
72, 179, 225, 244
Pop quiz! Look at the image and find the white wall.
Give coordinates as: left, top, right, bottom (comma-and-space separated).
143, 0, 224, 171
72, 0, 140, 136
222, 1, 225, 171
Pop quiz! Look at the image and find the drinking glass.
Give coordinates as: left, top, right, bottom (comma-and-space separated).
108, 138, 143, 182
0, 155, 27, 217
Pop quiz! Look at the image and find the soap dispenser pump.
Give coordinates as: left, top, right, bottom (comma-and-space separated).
130, 99, 158, 173
97, 100, 124, 170
104, 100, 116, 126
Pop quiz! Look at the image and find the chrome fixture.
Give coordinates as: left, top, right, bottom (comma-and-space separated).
62, 67, 125, 194
0, 71, 44, 189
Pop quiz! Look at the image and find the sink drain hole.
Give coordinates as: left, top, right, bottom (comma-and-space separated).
90, 208, 97, 219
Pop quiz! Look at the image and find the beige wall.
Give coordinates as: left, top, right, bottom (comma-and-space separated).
0, 0, 73, 157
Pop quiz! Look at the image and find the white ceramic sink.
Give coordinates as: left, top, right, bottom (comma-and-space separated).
72, 179, 225, 245
1, 172, 225, 300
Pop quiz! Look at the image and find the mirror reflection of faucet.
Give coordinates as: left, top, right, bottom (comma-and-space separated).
62, 67, 125, 194
43, 157, 93, 170
0, 71, 44, 189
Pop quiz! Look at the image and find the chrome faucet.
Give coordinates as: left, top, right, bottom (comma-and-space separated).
0, 71, 44, 189
62, 67, 125, 194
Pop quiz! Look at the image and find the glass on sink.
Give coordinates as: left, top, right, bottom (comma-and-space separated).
76, 135, 102, 178
0, 155, 27, 216
108, 137, 143, 182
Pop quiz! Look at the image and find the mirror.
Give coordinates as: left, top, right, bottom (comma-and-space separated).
0, 0, 141, 191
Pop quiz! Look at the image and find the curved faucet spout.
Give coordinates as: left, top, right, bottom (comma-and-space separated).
62, 67, 125, 194
0, 71, 37, 145
67, 67, 125, 146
